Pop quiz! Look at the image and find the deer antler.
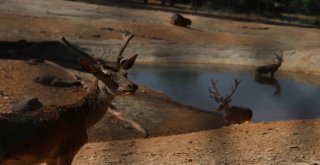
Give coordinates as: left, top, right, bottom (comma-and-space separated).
209, 79, 224, 102
116, 33, 134, 70
61, 37, 95, 62
61, 34, 135, 71
274, 51, 283, 61
225, 79, 241, 100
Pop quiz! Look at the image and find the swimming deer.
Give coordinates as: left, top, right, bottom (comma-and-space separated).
256, 53, 283, 78
209, 79, 253, 124
0, 33, 139, 165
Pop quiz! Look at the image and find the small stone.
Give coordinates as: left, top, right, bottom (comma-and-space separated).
149, 153, 156, 157
289, 146, 299, 149
27, 59, 44, 65
34, 75, 81, 87
0, 90, 4, 96
128, 141, 135, 147
125, 151, 133, 155
4, 74, 13, 78
90, 34, 101, 38
291, 132, 300, 135
11, 96, 43, 112
265, 148, 274, 152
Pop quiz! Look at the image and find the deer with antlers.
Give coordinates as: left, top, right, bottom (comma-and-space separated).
256, 52, 283, 78
0, 33, 141, 165
209, 79, 253, 124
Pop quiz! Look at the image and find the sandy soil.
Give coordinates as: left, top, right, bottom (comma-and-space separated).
1, 0, 320, 164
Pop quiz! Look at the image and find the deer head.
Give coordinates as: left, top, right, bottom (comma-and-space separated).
61, 33, 138, 95
209, 79, 241, 111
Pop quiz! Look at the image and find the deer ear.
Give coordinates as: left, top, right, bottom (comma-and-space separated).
120, 54, 138, 70
78, 57, 99, 74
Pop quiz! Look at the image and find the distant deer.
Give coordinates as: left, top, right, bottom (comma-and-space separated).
209, 79, 253, 124
0, 33, 140, 165
256, 52, 283, 78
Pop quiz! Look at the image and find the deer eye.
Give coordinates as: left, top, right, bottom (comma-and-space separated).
123, 72, 128, 77
104, 72, 115, 81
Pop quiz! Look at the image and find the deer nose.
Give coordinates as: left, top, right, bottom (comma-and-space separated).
129, 83, 138, 90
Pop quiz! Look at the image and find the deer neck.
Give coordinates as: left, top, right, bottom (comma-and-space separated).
85, 80, 115, 128
60, 79, 114, 128
222, 103, 232, 115
276, 60, 282, 68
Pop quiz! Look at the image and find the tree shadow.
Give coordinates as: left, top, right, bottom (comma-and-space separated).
67, 0, 319, 29
0, 40, 84, 70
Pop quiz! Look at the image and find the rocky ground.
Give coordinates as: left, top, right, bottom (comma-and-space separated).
1, 0, 320, 164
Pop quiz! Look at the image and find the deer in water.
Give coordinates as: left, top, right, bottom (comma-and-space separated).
256, 52, 283, 78
0, 33, 140, 165
209, 79, 253, 124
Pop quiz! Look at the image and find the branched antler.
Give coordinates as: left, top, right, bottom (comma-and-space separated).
225, 79, 241, 100
61, 37, 95, 62
209, 79, 241, 102
62, 33, 135, 71
209, 79, 224, 102
116, 33, 134, 70
274, 50, 283, 62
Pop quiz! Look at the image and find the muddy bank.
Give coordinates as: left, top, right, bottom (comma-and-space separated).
75, 39, 320, 76
0, 58, 226, 142
75, 119, 320, 165
0, 0, 319, 76
5, 38, 319, 78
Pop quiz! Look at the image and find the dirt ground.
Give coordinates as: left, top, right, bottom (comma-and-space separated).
1, 0, 320, 164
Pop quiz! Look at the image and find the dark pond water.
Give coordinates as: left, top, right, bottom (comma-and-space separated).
129, 64, 320, 122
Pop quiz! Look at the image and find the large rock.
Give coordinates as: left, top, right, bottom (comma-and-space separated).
34, 75, 82, 87
170, 13, 192, 27
11, 96, 43, 112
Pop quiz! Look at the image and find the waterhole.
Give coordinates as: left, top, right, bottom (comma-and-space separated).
129, 64, 320, 122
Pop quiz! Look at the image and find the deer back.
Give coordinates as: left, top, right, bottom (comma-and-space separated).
225, 106, 253, 124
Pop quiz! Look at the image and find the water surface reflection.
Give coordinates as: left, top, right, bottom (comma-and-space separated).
129, 64, 320, 122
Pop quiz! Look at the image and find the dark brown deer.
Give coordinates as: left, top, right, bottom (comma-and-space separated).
209, 79, 253, 124
0, 33, 140, 165
256, 53, 283, 78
